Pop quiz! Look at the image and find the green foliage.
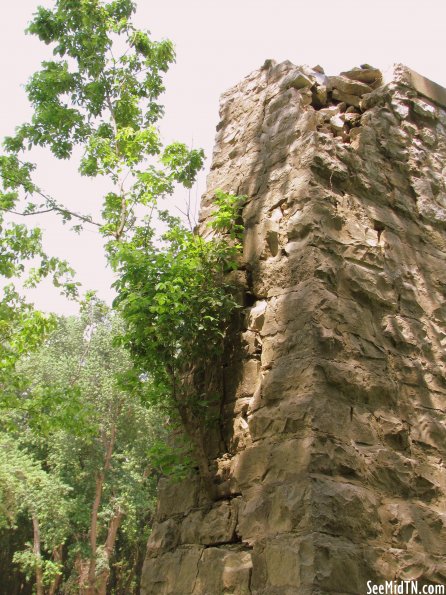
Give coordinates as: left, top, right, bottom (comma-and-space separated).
13, 549, 62, 589
0, 3, 204, 399
161, 143, 206, 188
0, 0, 208, 464
210, 189, 246, 240
3, 0, 203, 245
0, 154, 79, 405
1, 304, 164, 593
0, 2, 246, 591
0, 432, 70, 591
0, 287, 57, 417
146, 438, 194, 480
0, 432, 70, 533
113, 190, 244, 426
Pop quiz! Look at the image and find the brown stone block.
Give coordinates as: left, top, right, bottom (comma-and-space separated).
312, 534, 378, 593
365, 446, 440, 500
310, 434, 369, 480
372, 546, 446, 584
193, 546, 253, 595
328, 75, 373, 97
157, 475, 201, 521
260, 357, 321, 403
223, 358, 261, 404
140, 546, 203, 595
238, 481, 310, 542
248, 393, 313, 440
338, 260, 396, 306
410, 411, 446, 456
231, 436, 312, 491
179, 510, 205, 546
260, 326, 315, 368
147, 518, 180, 556
317, 359, 398, 408
250, 534, 314, 591
310, 478, 380, 541
394, 64, 446, 109
180, 500, 240, 547
378, 500, 446, 555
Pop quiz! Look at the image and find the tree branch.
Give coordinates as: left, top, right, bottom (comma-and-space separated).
48, 545, 63, 595
95, 507, 123, 595
2, 205, 102, 227
32, 513, 44, 595
1, 173, 102, 228
2, 207, 55, 217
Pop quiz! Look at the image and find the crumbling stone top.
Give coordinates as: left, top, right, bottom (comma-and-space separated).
224, 61, 446, 147
391, 64, 446, 109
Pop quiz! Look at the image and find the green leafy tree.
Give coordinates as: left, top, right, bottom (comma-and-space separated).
2, 0, 203, 248
0, 169, 78, 412
1, 303, 164, 594
114, 195, 244, 479
0, 1, 245, 591
0, 0, 204, 441
1, 0, 244, 473
0, 434, 70, 595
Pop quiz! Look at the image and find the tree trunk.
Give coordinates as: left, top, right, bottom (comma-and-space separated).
86, 472, 103, 594
170, 363, 217, 499
95, 508, 123, 595
75, 554, 89, 595
32, 514, 44, 595
48, 545, 63, 595
86, 425, 117, 595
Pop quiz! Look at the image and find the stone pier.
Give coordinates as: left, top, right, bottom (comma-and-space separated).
141, 62, 446, 594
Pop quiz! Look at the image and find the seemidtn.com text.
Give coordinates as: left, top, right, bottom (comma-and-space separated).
367, 581, 445, 595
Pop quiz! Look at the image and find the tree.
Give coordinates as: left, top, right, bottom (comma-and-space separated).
2, 0, 203, 248
0, 0, 205, 442
0, 433, 70, 595
0, 165, 78, 413
0, 1, 244, 591
1, 303, 164, 594
113, 193, 244, 483
1, 0, 244, 471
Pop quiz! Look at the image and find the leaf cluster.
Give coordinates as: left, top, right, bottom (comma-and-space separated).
112, 190, 244, 420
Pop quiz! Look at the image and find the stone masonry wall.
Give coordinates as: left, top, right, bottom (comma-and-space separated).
141, 62, 446, 594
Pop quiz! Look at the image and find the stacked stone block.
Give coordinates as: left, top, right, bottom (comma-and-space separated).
141, 61, 446, 594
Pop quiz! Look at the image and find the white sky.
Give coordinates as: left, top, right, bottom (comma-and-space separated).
1, 0, 445, 314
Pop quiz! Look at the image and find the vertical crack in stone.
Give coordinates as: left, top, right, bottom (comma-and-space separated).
191, 548, 204, 595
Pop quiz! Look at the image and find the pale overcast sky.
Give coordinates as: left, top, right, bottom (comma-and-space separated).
1, 0, 445, 314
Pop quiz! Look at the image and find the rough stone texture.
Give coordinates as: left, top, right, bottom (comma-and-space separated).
141, 62, 446, 594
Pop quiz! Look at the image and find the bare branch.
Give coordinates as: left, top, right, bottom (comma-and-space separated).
1, 174, 102, 228
2, 207, 56, 217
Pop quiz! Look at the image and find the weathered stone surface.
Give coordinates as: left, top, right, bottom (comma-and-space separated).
393, 63, 446, 109
194, 547, 253, 594
328, 74, 373, 95
341, 65, 383, 86
282, 69, 313, 90
332, 87, 362, 107
141, 62, 446, 594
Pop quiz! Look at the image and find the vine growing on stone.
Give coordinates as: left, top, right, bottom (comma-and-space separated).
113, 191, 245, 472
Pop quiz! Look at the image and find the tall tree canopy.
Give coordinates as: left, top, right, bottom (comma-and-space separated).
1, 0, 203, 245
1, 304, 164, 594
0, 1, 243, 592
